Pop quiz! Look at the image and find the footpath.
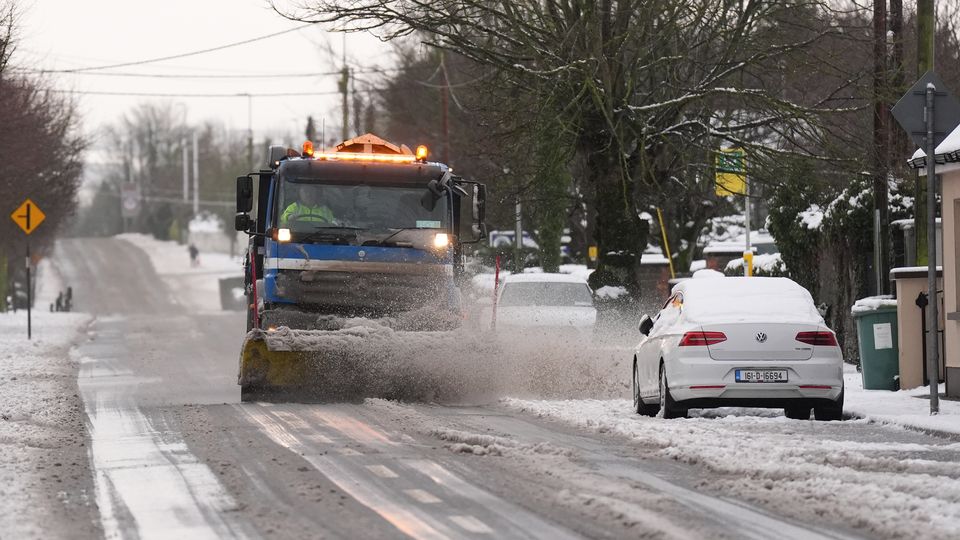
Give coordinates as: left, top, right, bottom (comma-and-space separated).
0, 258, 99, 538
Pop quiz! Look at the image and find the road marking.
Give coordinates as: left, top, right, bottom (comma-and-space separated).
450, 515, 493, 534
410, 459, 579, 540
310, 407, 397, 446
366, 464, 399, 478
241, 404, 455, 540
84, 398, 251, 540
405, 489, 442, 504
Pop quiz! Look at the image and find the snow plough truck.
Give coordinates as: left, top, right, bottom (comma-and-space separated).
234, 134, 486, 401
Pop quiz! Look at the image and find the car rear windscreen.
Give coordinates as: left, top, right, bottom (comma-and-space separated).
499, 282, 593, 307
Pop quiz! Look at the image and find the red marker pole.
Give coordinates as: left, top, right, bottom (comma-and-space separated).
250, 250, 259, 330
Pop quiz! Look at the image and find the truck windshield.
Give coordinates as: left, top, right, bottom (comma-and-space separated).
276, 178, 447, 233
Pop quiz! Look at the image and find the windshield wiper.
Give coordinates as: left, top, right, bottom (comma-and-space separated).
310, 225, 365, 231
365, 227, 425, 247
299, 225, 365, 245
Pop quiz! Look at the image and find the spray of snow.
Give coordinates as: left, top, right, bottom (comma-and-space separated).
249, 315, 627, 403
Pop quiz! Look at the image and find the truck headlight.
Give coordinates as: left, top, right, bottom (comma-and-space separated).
433, 233, 450, 249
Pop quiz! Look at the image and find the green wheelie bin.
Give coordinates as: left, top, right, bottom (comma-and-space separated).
851, 298, 899, 390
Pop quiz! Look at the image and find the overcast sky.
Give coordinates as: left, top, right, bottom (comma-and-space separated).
18, 0, 396, 152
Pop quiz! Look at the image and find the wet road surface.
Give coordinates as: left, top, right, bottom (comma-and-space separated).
55, 237, 960, 539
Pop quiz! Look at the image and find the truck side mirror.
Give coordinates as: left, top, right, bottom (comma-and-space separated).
235, 213, 251, 232
475, 183, 487, 234
638, 314, 653, 336
237, 176, 253, 213
457, 182, 487, 243
421, 178, 442, 211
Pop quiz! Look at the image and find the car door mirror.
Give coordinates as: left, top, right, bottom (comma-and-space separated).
638, 314, 653, 336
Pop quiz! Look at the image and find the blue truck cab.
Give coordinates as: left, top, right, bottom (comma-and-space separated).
235, 134, 486, 332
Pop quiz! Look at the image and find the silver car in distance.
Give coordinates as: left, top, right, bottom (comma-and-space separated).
632, 276, 843, 420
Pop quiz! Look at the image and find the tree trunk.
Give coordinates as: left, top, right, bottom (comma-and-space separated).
586, 150, 648, 297
873, 0, 890, 293
915, 0, 934, 265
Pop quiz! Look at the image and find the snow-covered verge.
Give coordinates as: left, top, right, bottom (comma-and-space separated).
0, 262, 100, 538
116, 233, 243, 313
502, 396, 960, 539
844, 363, 960, 436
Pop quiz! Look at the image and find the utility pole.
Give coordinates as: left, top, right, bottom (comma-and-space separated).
192, 131, 199, 216
246, 94, 254, 171
182, 138, 189, 202
339, 34, 349, 141
440, 51, 450, 165
915, 0, 935, 265
873, 0, 890, 294
925, 82, 940, 414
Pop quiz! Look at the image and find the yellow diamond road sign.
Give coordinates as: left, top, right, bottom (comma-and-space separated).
10, 199, 45, 235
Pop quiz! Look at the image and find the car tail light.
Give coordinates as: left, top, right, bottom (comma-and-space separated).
679, 331, 727, 346
795, 331, 838, 346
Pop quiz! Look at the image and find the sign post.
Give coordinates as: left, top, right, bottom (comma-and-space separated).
892, 71, 960, 415
716, 149, 750, 276
10, 199, 45, 340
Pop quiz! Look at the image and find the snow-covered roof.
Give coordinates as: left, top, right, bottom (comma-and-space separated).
703, 242, 758, 255
908, 123, 960, 168
503, 273, 588, 284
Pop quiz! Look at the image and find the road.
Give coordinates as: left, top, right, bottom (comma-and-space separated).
52, 237, 960, 539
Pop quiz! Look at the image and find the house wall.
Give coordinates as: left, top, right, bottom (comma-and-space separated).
941, 169, 960, 397
893, 273, 943, 389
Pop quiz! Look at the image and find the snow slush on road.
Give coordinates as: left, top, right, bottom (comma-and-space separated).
239, 312, 623, 403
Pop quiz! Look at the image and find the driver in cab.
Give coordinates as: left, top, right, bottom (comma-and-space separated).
280, 185, 335, 226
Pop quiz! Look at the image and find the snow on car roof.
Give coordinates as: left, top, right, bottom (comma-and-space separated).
503, 273, 589, 284
674, 277, 824, 325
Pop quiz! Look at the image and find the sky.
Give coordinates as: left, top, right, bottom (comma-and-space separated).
16, 0, 397, 153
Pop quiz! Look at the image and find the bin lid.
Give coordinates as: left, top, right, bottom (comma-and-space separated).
851, 296, 898, 317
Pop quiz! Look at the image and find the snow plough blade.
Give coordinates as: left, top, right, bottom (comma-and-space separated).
237, 323, 495, 403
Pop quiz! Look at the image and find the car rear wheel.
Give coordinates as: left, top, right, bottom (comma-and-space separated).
784, 406, 810, 420
814, 387, 844, 421
659, 363, 686, 419
633, 359, 659, 417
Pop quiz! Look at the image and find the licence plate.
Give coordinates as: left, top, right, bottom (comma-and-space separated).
735, 369, 788, 383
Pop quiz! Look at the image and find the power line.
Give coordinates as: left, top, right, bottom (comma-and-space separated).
48, 89, 350, 98
12, 69, 338, 79
52, 23, 317, 73
11, 66, 401, 79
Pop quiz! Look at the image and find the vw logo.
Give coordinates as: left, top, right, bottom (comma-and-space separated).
755, 332, 768, 343
357, 250, 366, 259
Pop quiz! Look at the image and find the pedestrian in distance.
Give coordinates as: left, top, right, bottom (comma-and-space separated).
65, 286, 73, 312
188, 244, 200, 267
55, 291, 63, 312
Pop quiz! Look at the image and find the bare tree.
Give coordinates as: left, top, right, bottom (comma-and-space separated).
280, 0, 868, 295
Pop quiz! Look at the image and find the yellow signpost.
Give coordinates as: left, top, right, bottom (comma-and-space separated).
10, 199, 45, 339
715, 148, 747, 196
715, 149, 753, 276
10, 199, 45, 235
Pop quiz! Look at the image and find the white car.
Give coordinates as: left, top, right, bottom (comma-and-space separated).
632, 277, 843, 420
494, 273, 596, 333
